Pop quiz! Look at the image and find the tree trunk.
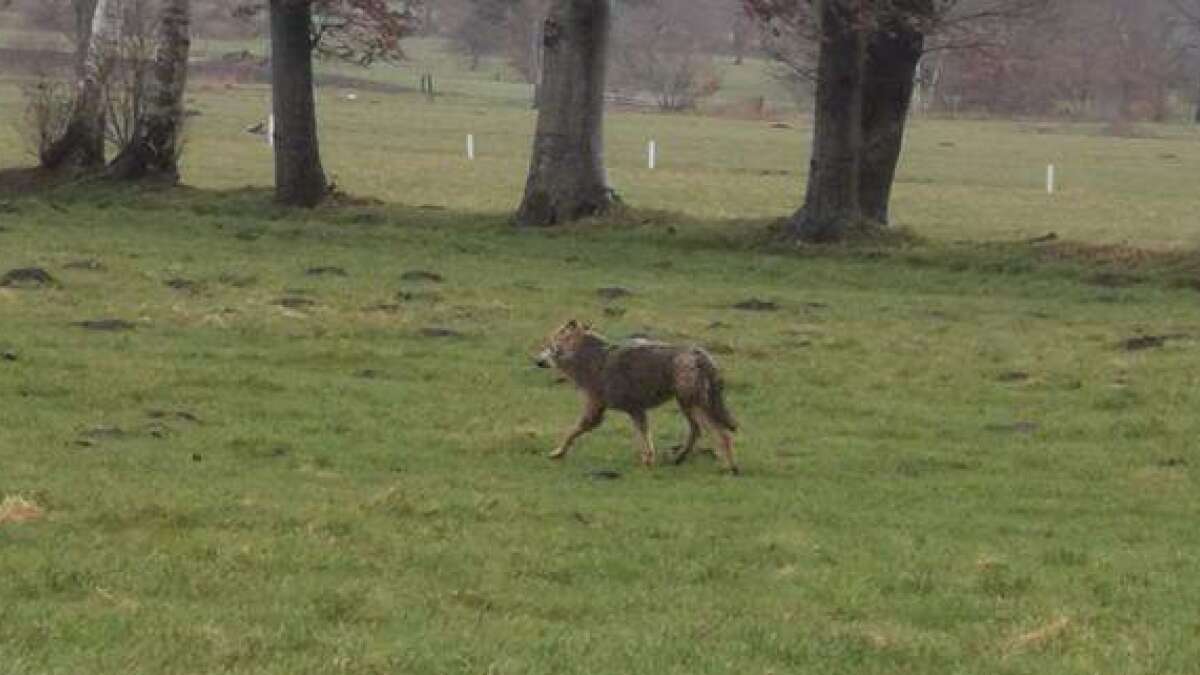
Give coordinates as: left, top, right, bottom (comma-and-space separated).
924, 50, 942, 114
858, 17, 923, 224
72, 0, 100, 74
108, 0, 191, 181
788, 0, 927, 242
422, 4, 436, 34
531, 16, 544, 108
732, 10, 750, 65
1194, 76, 1200, 124
270, 0, 327, 207
515, 0, 614, 227
41, 0, 117, 170
788, 0, 866, 242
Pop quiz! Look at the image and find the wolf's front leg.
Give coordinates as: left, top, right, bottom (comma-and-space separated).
549, 399, 605, 459
629, 410, 656, 467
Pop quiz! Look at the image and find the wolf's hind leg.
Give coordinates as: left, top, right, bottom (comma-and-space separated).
550, 399, 605, 459
672, 404, 702, 465
697, 409, 738, 475
629, 410, 657, 467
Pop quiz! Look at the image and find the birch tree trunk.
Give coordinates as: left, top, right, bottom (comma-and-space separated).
515, 0, 613, 227
41, 0, 119, 170
270, 0, 327, 207
109, 0, 192, 181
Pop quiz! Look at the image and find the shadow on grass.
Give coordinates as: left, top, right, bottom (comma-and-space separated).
4, 167, 1200, 294
567, 205, 1200, 293
0, 168, 485, 229
0, 166, 75, 195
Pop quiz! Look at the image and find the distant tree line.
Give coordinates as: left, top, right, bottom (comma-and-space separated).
919, 0, 1200, 124
10, 0, 1200, 122
428, 0, 740, 111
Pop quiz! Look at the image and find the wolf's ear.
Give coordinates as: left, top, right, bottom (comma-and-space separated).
582, 321, 592, 331
565, 319, 579, 329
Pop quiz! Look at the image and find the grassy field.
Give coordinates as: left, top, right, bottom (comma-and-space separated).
3, 37, 1200, 674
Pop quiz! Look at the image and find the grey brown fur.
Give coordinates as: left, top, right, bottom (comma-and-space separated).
535, 320, 739, 473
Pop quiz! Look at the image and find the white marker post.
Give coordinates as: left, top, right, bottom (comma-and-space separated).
648, 140, 657, 170
267, 114, 275, 148
467, 134, 475, 161
1046, 164, 1055, 195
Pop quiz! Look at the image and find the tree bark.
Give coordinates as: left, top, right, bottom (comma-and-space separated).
732, 10, 750, 65
531, 15, 545, 108
515, 0, 614, 227
41, 0, 117, 170
858, 15, 924, 224
270, 0, 327, 207
109, 0, 191, 181
72, 0, 100, 75
788, 0, 927, 242
789, 0, 866, 242
422, 3, 436, 34
1194, 75, 1200, 124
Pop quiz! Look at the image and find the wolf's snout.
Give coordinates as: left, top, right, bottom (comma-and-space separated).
534, 357, 551, 368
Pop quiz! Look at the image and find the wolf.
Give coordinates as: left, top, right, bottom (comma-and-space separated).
534, 320, 739, 474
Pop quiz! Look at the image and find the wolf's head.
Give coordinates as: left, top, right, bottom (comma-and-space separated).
535, 319, 590, 369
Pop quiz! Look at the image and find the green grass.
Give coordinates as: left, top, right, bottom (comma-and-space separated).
3, 185, 1200, 674
3, 39, 1200, 674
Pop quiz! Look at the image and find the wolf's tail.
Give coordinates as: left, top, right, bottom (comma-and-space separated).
697, 350, 738, 432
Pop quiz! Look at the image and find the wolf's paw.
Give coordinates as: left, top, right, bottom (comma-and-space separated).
548, 449, 567, 460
